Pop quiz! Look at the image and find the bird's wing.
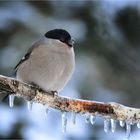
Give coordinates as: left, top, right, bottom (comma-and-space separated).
14, 37, 46, 72
14, 43, 37, 72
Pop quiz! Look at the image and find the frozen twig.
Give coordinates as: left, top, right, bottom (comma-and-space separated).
0, 75, 140, 124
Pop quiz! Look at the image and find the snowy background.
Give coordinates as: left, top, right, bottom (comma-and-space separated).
0, 0, 140, 140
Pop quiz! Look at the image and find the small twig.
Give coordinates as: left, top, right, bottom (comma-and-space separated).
0, 75, 140, 124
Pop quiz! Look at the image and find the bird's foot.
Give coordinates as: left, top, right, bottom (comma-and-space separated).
30, 82, 58, 97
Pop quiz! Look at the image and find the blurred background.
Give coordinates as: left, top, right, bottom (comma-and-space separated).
0, 0, 140, 140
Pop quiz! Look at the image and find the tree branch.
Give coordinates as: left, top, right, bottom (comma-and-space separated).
0, 75, 140, 124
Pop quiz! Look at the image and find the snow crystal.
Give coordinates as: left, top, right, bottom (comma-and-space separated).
9, 95, 15, 108
111, 119, 117, 133
119, 120, 125, 127
72, 112, 76, 125
90, 115, 96, 125
61, 112, 67, 133
27, 101, 33, 111
104, 118, 110, 133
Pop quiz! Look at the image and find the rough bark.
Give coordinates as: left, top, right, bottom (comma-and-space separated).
0, 75, 140, 124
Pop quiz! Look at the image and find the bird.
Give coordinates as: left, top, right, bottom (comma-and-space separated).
15, 29, 75, 95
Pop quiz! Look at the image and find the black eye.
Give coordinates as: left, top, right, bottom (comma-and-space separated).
60, 37, 65, 43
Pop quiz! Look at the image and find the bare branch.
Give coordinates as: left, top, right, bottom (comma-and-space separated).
0, 75, 140, 124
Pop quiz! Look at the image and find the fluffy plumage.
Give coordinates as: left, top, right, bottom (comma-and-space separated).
16, 29, 75, 93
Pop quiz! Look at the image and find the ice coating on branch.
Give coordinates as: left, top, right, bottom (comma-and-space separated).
111, 119, 117, 133
119, 120, 125, 127
137, 123, 140, 128
72, 112, 76, 125
85, 114, 90, 123
126, 121, 132, 140
90, 115, 96, 125
61, 112, 67, 133
9, 95, 15, 108
27, 101, 33, 111
104, 118, 110, 133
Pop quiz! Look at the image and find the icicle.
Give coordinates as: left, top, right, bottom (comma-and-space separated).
27, 101, 33, 111
126, 121, 131, 140
90, 115, 96, 125
85, 114, 90, 123
9, 95, 15, 108
61, 112, 67, 133
119, 120, 125, 127
111, 119, 117, 133
72, 112, 76, 125
104, 118, 110, 133
45, 105, 49, 115
137, 123, 140, 128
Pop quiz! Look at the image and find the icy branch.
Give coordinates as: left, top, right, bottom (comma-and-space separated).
0, 75, 140, 124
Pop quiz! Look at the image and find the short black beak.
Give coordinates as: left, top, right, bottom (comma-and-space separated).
68, 39, 74, 47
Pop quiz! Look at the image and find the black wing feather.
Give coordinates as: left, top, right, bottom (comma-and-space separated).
14, 52, 31, 71
14, 40, 40, 72
14, 44, 36, 71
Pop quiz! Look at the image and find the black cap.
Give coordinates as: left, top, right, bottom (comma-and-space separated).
44, 29, 74, 47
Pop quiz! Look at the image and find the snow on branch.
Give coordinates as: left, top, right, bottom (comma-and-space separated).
0, 74, 140, 126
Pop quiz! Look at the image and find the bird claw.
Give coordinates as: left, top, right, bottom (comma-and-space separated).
30, 82, 58, 97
